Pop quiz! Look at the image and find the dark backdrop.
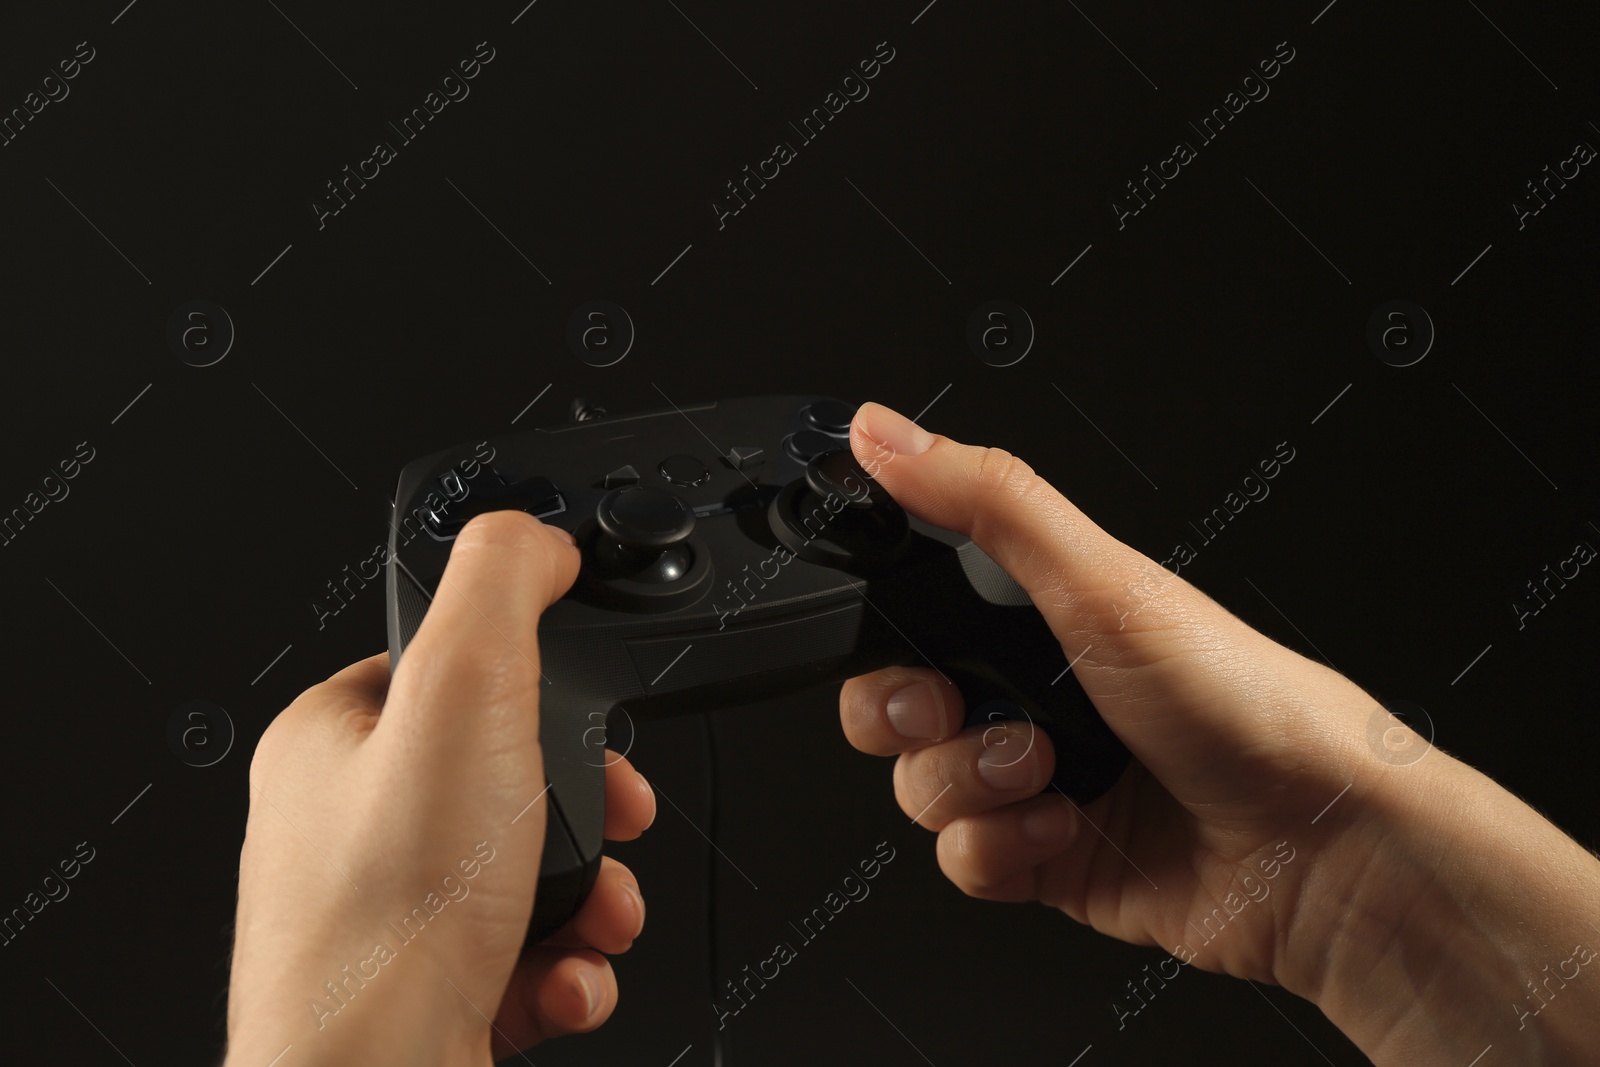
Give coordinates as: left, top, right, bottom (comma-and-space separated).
1, 1, 1596, 1064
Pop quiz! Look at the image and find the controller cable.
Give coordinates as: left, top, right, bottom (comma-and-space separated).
703, 713, 727, 1066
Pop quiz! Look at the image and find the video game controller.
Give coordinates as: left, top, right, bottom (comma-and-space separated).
385, 396, 1132, 942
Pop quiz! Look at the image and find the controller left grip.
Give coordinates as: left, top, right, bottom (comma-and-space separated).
522, 685, 611, 944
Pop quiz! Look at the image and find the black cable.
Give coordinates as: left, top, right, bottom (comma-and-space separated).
703, 711, 726, 1066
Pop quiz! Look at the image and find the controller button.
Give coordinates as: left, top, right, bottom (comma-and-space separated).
725, 445, 764, 472
498, 464, 541, 487
596, 486, 695, 548
603, 464, 640, 489
505, 475, 567, 518
805, 449, 885, 510
802, 398, 857, 436
658, 454, 710, 487
423, 474, 565, 536
783, 429, 835, 464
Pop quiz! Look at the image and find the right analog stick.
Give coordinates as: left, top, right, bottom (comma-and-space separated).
804, 449, 890, 510
769, 449, 908, 571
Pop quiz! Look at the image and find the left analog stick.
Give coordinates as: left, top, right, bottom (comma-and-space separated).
593, 486, 695, 582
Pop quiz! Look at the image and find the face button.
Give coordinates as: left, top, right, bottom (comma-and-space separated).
802, 398, 857, 436
783, 429, 836, 464
658, 454, 710, 487
724, 445, 764, 473
603, 464, 640, 489
596, 486, 695, 549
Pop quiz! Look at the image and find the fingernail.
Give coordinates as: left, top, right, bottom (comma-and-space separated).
621, 880, 645, 931
858, 403, 935, 458
549, 525, 576, 546
577, 966, 601, 1020
977, 733, 1040, 791
886, 682, 945, 739
1021, 803, 1076, 847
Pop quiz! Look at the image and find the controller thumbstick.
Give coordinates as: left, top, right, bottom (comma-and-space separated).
593, 486, 696, 582
803, 449, 889, 510
768, 449, 909, 571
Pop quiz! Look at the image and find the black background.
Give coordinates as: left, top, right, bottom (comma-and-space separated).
1, 1, 1596, 1064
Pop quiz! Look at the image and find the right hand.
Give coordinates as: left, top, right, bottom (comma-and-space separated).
839, 402, 1600, 1065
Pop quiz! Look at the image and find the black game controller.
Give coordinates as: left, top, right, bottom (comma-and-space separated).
385, 396, 1131, 942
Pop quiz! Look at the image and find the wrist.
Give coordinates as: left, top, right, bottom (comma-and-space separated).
224, 960, 494, 1067
227, 1022, 489, 1067
1280, 750, 1600, 1065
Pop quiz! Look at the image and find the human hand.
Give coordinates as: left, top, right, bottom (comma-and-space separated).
224, 512, 656, 1067
839, 403, 1600, 1065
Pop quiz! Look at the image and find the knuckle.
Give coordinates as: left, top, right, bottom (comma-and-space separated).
967, 448, 1055, 561
247, 691, 356, 788
972, 446, 1040, 501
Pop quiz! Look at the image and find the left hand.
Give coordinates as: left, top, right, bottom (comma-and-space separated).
224, 512, 655, 1066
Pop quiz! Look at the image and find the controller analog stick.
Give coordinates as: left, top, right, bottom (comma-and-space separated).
802, 398, 857, 436
804, 450, 889, 510
769, 449, 908, 570
593, 486, 695, 582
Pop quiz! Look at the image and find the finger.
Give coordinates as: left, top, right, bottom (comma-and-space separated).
840, 667, 967, 756
254, 652, 393, 761
849, 402, 1337, 791
539, 857, 644, 954
935, 794, 1081, 902
388, 510, 580, 733
491, 947, 616, 1054
604, 753, 656, 841
850, 401, 1193, 652
320, 651, 391, 704
892, 723, 1056, 830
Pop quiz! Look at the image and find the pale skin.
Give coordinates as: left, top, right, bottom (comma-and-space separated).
225, 403, 1600, 1065
225, 516, 656, 1066
841, 402, 1600, 1065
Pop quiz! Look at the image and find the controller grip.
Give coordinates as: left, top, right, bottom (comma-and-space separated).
946, 653, 1130, 804
523, 686, 610, 944
928, 543, 1132, 803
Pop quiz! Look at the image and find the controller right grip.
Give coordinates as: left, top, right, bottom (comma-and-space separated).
931, 544, 1133, 802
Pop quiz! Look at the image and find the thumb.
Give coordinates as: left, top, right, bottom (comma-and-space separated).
388, 509, 581, 741
848, 402, 1341, 794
